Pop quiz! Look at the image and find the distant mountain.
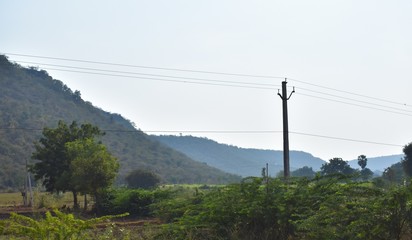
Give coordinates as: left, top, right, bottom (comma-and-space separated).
0, 55, 240, 190
152, 135, 326, 177
348, 154, 403, 172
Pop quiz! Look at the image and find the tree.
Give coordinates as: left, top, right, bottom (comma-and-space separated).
66, 138, 119, 209
402, 143, 412, 178
125, 169, 161, 189
357, 155, 373, 180
291, 166, 316, 178
31, 120, 103, 208
358, 155, 367, 170
320, 158, 356, 176
383, 162, 405, 184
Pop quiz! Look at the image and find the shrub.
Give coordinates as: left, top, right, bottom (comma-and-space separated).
0, 209, 128, 240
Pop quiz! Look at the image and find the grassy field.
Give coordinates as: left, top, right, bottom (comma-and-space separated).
0, 184, 216, 209
0, 191, 79, 209
0, 192, 23, 207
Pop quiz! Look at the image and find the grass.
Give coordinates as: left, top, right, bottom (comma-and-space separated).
0, 192, 22, 207
0, 191, 79, 209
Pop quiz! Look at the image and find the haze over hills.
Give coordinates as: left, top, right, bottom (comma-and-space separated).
0, 55, 241, 190
0, 54, 403, 191
153, 135, 325, 177
153, 135, 403, 177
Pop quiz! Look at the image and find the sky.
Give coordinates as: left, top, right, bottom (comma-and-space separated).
1, 0, 412, 161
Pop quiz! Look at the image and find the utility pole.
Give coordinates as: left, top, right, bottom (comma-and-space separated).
25, 159, 34, 207
266, 163, 269, 193
278, 79, 295, 178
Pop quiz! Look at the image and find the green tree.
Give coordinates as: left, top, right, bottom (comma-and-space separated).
357, 155, 367, 170
125, 169, 161, 189
291, 166, 316, 178
31, 121, 103, 208
383, 162, 405, 184
402, 143, 412, 178
66, 138, 119, 209
357, 155, 373, 180
320, 157, 356, 176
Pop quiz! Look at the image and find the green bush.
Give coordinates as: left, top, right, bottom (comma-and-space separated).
158, 177, 412, 240
0, 209, 128, 240
95, 188, 172, 216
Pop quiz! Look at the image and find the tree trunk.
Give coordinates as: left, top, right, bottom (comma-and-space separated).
84, 194, 88, 211
72, 191, 79, 209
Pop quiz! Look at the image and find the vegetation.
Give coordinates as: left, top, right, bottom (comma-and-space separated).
2, 174, 412, 239
291, 166, 316, 178
125, 169, 161, 189
0, 54, 240, 191
320, 157, 356, 175
95, 187, 171, 216
152, 176, 412, 239
3, 54, 412, 239
67, 138, 120, 209
30, 121, 109, 208
402, 142, 412, 178
0, 209, 129, 240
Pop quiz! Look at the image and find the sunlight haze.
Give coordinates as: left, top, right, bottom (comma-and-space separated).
1, 0, 411, 160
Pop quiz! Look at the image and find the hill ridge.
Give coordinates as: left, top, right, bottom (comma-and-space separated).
0, 55, 240, 190
153, 135, 403, 176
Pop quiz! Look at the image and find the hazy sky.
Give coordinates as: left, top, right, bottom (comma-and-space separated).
1, 1, 412, 161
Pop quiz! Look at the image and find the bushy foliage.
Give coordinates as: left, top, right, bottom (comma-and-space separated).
95, 188, 171, 216
402, 143, 412, 178
0, 209, 128, 240
155, 176, 412, 240
291, 166, 316, 178
321, 157, 356, 175
125, 169, 161, 189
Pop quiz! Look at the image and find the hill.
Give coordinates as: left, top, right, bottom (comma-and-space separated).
152, 135, 326, 177
0, 55, 240, 191
153, 135, 404, 176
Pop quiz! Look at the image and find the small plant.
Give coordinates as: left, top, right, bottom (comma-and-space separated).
0, 209, 128, 239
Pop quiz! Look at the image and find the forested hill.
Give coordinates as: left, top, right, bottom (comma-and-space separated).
152, 135, 326, 177
0, 55, 240, 191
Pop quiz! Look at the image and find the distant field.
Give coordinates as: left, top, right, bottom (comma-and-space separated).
0, 192, 78, 209
0, 184, 220, 209
0, 192, 23, 207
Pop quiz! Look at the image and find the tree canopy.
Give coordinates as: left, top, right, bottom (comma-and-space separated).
402, 143, 412, 178
67, 138, 119, 197
291, 166, 316, 178
125, 169, 161, 189
30, 120, 111, 207
320, 158, 356, 176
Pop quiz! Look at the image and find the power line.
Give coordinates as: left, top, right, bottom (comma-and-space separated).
0, 127, 402, 147
288, 78, 412, 108
296, 86, 412, 114
7, 53, 411, 111
4, 52, 286, 79
42, 67, 279, 91
297, 92, 412, 117
15, 59, 412, 116
19, 64, 412, 117
289, 131, 403, 147
15, 60, 281, 89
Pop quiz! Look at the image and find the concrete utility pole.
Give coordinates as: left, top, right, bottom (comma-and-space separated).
24, 159, 34, 207
278, 79, 295, 178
